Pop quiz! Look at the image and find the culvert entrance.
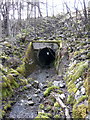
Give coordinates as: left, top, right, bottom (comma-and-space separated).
37, 47, 55, 67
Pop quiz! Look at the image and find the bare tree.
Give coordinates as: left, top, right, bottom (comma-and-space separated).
46, 0, 48, 17
30, 0, 42, 18
27, 2, 30, 19
83, 0, 87, 22
0, 1, 10, 37
52, 0, 54, 16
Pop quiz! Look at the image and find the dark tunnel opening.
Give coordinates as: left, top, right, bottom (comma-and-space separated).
37, 47, 55, 67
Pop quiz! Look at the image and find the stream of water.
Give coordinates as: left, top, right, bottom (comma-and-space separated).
5, 67, 56, 119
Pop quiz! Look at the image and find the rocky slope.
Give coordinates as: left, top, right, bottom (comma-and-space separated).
0, 13, 90, 119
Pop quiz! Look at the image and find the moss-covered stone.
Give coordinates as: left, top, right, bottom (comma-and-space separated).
66, 61, 88, 95
54, 102, 60, 107
87, 52, 90, 58
45, 105, 52, 112
35, 112, 52, 119
88, 96, 90, 112
67, 95, 75, 105
44, 86, 60, 97
68, 61, 88, 83
0, 64, 8, 75
67, 82, 77, 94
0, 109, 5, 119
54, 114, 61, 118
17, 42, 36, 77
39, 104, 44, 109
71, 61, 88, 82
72, 104, 87, 118
16, 63, 26, 76
4, 103, 11, 111
74, 95, 88, 108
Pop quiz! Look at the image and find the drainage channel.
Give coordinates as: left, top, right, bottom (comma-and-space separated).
4, 40, 62, 119
4, 67, 56, 119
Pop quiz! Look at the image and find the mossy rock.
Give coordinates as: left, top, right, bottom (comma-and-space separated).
87, 52, 90, 58
54, 102, 60, 107
8, 68, 20, 76
67, 82, 77, 94
4, 103, 11, 111
0, 109, 5, 119
16, 63, 26, 76
66, 61, 88, 94
72, 61, 88, 81
67, 61, 88, 82
45, 105, 52, 112
3, 41, 12, 48
67, 95, 75, 105
17, 42, 36, 77
39, 104, 44, 109
72, 104, 87, 118
44, 86, 60, 97
35, 112, 52, 119
0, 64, 8, 75
54, 114, 61, 118
88, 96, 90, 112
74, 95, 88, 108
84, 78, 89, 95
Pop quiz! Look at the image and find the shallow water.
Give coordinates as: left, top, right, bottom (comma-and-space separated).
6, 67, 56, 119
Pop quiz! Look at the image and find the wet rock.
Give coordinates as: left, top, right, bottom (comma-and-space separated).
27, 101, 34, 106
76, 81, 83, 88
33, 94, 38, 97
75, 90, 81, 100
25, 84, 32, 89
35, 89, 41, 94
59, 94, 65, 100
53, 81, 59, 86
81, 55, 87, 60
75, 77, 82, 84
59, 81, 65, 88
27, 96, 32, 100
80, 86, 85, 95
32, 80, 39, 89
39, 83, 44, 90
53, 81, 65, 88
86, 114, 90, 119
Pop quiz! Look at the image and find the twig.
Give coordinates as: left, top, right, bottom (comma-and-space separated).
51, 92, 71, 118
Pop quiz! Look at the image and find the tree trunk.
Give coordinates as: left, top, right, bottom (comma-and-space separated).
2, 2, 9, 37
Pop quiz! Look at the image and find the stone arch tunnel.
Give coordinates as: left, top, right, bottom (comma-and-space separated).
32, 40, 61, 67
17, 40, 62, 77
37, 47, 55, 67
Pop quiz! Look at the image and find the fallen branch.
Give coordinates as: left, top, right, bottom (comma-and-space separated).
51, 92, 70, 119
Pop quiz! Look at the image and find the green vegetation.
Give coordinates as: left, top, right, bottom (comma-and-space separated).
67, 95, 75, 105
54, 102, 60, 107
39, 104, 44, 109
54, 114, 61, 118
73, 95, 88, 108
72, 104, 87, 118
35, 112, 52, 119
44, 86, 60, 97
17, 42, 36, 77
67, 61, 88, 83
